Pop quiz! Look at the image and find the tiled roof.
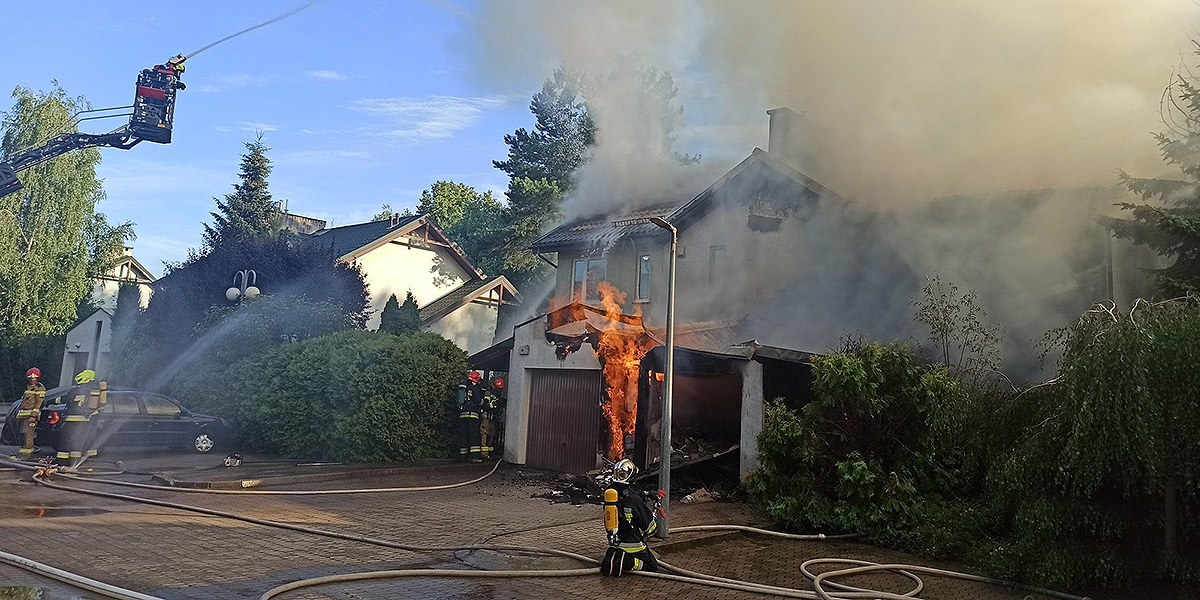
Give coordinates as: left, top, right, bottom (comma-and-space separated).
530, 204, 682, 253
307, 215, 421, 258
418, 275, 516, 325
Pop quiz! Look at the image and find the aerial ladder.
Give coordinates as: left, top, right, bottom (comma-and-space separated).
0, 54, 187, 197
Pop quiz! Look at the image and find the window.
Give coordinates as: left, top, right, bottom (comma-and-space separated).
141, 395, 181, 416
636, 254, 651, 301
709, 245, 726, 284
572, 258, 607, 302
107, 394, 140, 415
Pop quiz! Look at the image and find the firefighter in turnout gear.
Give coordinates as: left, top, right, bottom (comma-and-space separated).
16, 368, 46, 457
457, 371, 484, 462
478, 378, 503, 460
600, 459, 660, 576
82, 380, 108, 457
59, 370, 100, 462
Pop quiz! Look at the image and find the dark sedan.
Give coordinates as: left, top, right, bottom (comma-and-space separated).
3, 388, 227, 454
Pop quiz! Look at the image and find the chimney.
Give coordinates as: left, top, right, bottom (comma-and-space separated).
766, 107, 826, 178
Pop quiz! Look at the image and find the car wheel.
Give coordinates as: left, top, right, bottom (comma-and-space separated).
192, 430, 217, 453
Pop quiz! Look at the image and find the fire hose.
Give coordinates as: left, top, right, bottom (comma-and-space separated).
0, 457, 1091, 600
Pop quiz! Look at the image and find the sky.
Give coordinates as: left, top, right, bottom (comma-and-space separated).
2, 1, 1197, 278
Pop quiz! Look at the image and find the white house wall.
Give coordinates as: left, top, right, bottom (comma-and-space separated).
353, 240, 471, 330
503, 316, 602, 465
59, 312, 113, 387
91, 280, 153, 312
426, 301, 499, 355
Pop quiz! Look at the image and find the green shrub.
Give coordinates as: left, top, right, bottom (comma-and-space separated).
748, 342, 971, 553
231, 330, 465, 462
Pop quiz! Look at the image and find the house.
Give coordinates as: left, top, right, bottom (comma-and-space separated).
299, 213, 519, 354
90, 247, 155, 312
58, 308, 113, 387
58, 247, 155, 386
473, 106, 1160, 476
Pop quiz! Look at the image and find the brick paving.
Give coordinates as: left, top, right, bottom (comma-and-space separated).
0, 448, 1099, 600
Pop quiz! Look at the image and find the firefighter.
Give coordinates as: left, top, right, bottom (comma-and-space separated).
82, 380, 108, 458
600, 458, 660, 576
457, 371, 484, 462
16, 368, 46, 458
58, 370, 99, 462
479, 377, 505, 460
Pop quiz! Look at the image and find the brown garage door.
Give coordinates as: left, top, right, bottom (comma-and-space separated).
526, 369, 603, 473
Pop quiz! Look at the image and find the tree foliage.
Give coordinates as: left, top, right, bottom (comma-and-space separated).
379, 291, 420, 335
494, 68, 594, 187
977, 298, 1200, 587
0, 84, 134, 337
111, 236, 369, 388
224, 330, 465, 461
1105, 42, 1200, 296
202, 136, 280, 250
911, 275, 1002, 387
749, 342, 964, 551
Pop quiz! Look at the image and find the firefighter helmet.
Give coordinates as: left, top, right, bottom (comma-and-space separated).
468, 371, 482, 382
74, 369, 96, 384
612, 458, 637, 484
26, 367, 40, 379
492, 377, 505, 389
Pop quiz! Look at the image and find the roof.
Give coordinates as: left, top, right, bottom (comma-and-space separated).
307, 214, 422, 259
468, 336, 514, 371
530, 204, 682, 253
418, 275, 520, 326
307, 215, 485, 279
531, 148, 836, 253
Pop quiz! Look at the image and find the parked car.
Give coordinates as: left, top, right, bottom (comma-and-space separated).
2, 387, 228, 453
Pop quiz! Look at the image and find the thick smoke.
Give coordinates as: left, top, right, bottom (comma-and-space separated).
469, 1, 1194, 373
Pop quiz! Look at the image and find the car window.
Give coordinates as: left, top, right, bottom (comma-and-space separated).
107, 394, 140, 415
141, 395, 181, 416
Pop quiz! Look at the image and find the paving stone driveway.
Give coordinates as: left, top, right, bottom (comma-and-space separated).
0, 448, 1101, 600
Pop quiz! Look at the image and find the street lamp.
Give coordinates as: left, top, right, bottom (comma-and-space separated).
648, 216, 677, 539
226, 269, 260, 302
610, 215, 679, 538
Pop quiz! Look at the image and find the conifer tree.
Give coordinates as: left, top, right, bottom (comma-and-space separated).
203, 135, 280, 250
1106, 42, 1200, 296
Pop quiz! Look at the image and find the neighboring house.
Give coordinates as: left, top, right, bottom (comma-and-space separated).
474, 106, 1160, 475
91, 247, 155, 311
58, 308, 113, 387
59, 247, 155, 385
300, 213, 519, 354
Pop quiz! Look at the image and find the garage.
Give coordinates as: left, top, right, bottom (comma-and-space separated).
524, 369, 603, 473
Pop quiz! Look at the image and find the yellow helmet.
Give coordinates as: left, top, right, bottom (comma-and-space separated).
74, 369, 96, 384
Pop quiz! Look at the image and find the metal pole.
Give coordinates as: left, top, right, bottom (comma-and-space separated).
656, 225, 677, 538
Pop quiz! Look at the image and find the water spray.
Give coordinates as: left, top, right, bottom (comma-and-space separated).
182, 0, 327, 62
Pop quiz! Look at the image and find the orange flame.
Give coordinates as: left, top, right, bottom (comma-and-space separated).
594, 282, 646, 461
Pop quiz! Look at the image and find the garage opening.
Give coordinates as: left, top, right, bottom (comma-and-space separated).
525, 369, 603, 473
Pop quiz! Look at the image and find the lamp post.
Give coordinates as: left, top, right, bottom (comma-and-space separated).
226, 270, 260, 302
648, 216, 677, 539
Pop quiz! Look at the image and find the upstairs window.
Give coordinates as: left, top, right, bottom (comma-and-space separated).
572, 258, 608, 302
709, 245, 726, 284
636, 254, 651, 301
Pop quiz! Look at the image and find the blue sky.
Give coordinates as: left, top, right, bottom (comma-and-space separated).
0, 1, 588, 275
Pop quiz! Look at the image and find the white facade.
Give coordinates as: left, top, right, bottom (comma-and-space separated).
59, 309, 113, 387
426, 301, 499, 356
351, 237, 472, 331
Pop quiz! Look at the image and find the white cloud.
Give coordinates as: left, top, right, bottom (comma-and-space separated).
348, 95, 511, 143
305, 70, 348, 81
191, 73, 279, 93
277, 149, 372, 167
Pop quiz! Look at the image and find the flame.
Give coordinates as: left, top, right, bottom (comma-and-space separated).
594, 282, 646, 461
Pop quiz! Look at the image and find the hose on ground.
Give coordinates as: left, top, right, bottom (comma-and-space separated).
258, 567, 601, 599
8, 457, 1093, 600
0, 550, 167, 600
60, 459, 502, 495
